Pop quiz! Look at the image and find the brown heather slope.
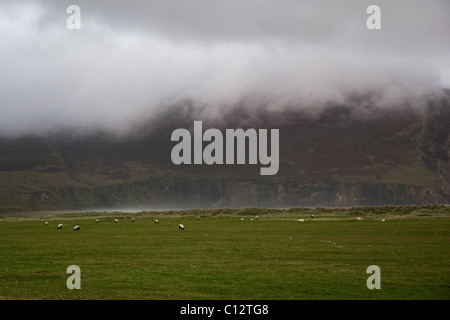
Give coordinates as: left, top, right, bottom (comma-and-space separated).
0, 98, 449, 212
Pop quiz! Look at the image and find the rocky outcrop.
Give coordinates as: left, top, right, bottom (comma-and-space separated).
14, 177, 448, 213
398, 102, 450, 201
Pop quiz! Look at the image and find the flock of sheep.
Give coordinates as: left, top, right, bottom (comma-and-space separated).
44, 216, 193, 232
50, 222, 80, 231
296, 215, 386, 222
44, 214, 387, 231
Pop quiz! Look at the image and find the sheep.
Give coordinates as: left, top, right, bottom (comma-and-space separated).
311, 214, 315, 219
197, 216, 201, 221
154, 219, 159, 224
255, 216, 259, 220
240, 218, 244, 221
73, 225, 80, 231
131, 218, 135, 222
114, 219, 119, 223
45, 221, 48, 226
298, 218, 305, 222
356, 217, 362, 221
178, 224, 185, 231
57, 224, 63, 230
381, 219, 386, 222
96, 219, 99, 223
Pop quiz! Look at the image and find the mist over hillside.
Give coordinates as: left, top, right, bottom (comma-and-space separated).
1, 1, 449, 212
1, 1, 450, 138
1, 92, 449, 213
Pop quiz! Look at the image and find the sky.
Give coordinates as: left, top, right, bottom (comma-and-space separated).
1, 0, 449, 137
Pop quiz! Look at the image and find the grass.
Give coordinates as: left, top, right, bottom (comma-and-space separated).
0, 206, 449, 300
378, 162, 439, 186
331, 160, 439, 186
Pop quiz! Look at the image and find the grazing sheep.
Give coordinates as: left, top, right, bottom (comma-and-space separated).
96, 219, 99, 223
356, 217, 362, 220
178, 224, 185, 231
311, 214, 315, 219
255, 216, 259, 220
57, 224, 63, 229
45, 221, 48, 226
381, 219, 386, 222
197, 216, 201, 221
298, 218, 305, 222
131, 218, 135, 222
114, 219, 119, 223
73, 225, 80, 231
240, 218, 244, 221
154, 219, 159, 224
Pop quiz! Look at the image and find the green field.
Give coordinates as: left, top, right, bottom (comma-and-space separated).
1, 206, 449, 300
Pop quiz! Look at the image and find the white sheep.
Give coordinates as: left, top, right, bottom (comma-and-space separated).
73, 225, 80, 231
45, 221, 48, 225
131, 218, 135, 222
96, 219, 99, 223
57, 224, 63, 229
311, 214, 315, 218
356, 217, 362, 220
381, 218, 386, 222
197, 216, 201, 221
178, 224, 185, 231
255, 216, 259, 220
114, 219, 119, 223
154, 219, 159, 224
240, 218, 244, 221
298, 218, 305, 222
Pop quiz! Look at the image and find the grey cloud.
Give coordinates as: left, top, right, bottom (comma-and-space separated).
0, 0, 449, 137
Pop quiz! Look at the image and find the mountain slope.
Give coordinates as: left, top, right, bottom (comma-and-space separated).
0, 99, 449, 212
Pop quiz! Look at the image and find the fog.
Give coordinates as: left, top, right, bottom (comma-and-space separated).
1, 0, 449, 137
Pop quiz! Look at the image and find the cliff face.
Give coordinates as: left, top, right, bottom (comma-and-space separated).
1, 100, 449, 212
395, 102, 450, 200
416, 106, 450, 197
12, 177, 445, 212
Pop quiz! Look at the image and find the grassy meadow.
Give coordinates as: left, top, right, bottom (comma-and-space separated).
0, 206, 449, 300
